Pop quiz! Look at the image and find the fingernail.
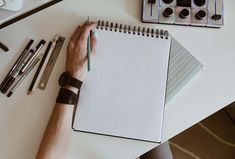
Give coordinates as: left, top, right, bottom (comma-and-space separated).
92, 31, 98, 40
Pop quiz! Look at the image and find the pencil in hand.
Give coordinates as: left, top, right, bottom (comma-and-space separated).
87, 16, 92, 72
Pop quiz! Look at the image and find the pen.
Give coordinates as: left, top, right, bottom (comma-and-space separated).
0, 39, 34, 92
87, 16, 91, 72
20, 40, 46, 75
46, 35, 59, 60
7, 54, 43, 97
0, 49, 35, 93
28, 42, 52, 95
0, 42, 9, 52
19, 49, 35, 71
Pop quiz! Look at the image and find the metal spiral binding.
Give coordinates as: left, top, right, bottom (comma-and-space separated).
156, 29, 159, 38
151, 29, 154, 37
101, 21, 105, 30
123, 25, 125, 33
119, 24, 122, 32
137, 27, 141, 35
147, 28, 150, 37
96, 21, 169, 39
105, 21, 109, 30
110, 23, 113, 31
128, 25, 131, 34
160, 30, 164, 39
142, 27, 145, 36
115, 23, 118, 32
133, 26, 136, 35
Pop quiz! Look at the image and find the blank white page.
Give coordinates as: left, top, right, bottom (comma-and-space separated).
73, 27, 171, 143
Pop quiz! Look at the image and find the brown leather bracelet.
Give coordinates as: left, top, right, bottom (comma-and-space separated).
56, 88, 78, 105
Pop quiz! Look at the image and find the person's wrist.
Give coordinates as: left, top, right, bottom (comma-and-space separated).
68, 69, 85, 81
59, 71, 83, 94
70, 73, 84, 81
63, 86, 79, 94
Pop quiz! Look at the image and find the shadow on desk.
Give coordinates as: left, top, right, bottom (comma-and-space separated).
139, 102, 235, 159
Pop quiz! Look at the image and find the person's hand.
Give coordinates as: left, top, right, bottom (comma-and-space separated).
66, 22, 97, 80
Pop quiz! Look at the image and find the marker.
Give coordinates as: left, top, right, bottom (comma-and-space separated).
7, 54, 43, 97
1, 49, 37, 93
0, 39, 34, 92
20, 40, 46, 74
0, 49, 35, 93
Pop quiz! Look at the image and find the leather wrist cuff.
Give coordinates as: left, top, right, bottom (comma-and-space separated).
59, 72, 83, 89
56, 88, 78, 105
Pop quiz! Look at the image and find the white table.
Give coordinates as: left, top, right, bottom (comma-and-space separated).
0, 0, 53, 25
0, 0, 235, 159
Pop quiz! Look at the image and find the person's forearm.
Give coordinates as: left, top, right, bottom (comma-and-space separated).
36, 104, 74, 159
36, 22, 96, 159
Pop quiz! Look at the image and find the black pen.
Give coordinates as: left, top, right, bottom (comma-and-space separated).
28, 42, 52, 95
20, 40, 46, 75
7, 54, 43, 97
0, 49, 35, 93
0, 39, 34, 93
0, 42, 9, 52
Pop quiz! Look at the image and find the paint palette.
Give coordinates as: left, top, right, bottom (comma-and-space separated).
142, 0, 224, 28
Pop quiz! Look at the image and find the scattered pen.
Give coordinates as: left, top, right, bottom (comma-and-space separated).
19, 49, 35, 72
0, 42, 9, 52
0, 39, 34, 92
87, 16, 92, 72
20, 40, 46, 75
0, 49, 35, 94
28, 42, 52, 95
7, 54, 43, 98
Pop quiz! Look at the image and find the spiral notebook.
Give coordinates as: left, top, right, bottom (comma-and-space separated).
73, 21, 171, 143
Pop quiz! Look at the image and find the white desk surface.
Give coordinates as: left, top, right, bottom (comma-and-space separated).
0, 0, 235, 159
0, 0, 53, 25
